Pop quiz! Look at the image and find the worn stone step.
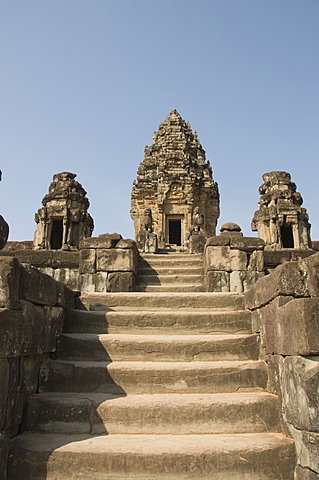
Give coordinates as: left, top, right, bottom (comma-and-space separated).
135, 284, 206, 292
8, 432, 295, 480
136, 274, 204, 285
137, 266, 204, 276
64, 309, 252, 334
56, 333, 259, 362
39, 359, 267, 394
23, 392, 280, 435
78, 292, 245, 310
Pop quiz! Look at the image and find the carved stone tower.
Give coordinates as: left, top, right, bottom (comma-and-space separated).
130, 110, 220, 247
34, 172, 94, 250
251, 171, 311, 249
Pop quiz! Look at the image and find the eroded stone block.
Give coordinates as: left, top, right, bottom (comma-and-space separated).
43, 306, 65, 352
206, 271, 230, 292
20, 264, 57, 306
288, 425, 319, 475
106, 272, 135, 292
79, 248, 96, 274
0, 257, 20, 309
295, 464, 319, 479
282, 356, 319, 432
97, 249, 137, 274
245, 262, 309, 310
0, 359, 9, 430
205, 246, 247, 272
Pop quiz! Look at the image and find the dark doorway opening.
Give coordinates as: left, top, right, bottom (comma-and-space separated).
50, 220, 63, 249
169, 220, 181, 246
281, 225, 294, 248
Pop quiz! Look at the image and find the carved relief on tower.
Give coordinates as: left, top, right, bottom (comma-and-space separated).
251, 171, 311, 250
34, 172, 94, 250
130, 110, 220, 249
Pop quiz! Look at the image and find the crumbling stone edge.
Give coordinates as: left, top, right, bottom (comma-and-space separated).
0, 256, 77, 480
245, 252, 319, 479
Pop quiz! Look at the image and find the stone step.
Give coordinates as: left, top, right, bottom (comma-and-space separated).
64, 309, 252, 335
78, 292, 245, 310
138, 257, 203, 268
56, 333, 259, 362
8, 432, 295, 480
39, 360, 267, 394
135, 284, 206, 292
136, 274, 204, 285
137, 266, 204, 276
23, 392, 280, 435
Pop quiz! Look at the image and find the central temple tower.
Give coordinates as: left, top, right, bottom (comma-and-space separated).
130, 110, 219, 248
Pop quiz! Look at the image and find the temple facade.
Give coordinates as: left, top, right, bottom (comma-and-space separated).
34, 172, 94, 250
251, 171, 311, 249
130, 110, 220, 248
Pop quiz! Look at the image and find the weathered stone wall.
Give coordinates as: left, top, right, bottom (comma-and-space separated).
79, 234, 139, 292
245, 253, 319, 479
204, 228, 265, 292
0, 246, 80, 290
0, 257, 76, 480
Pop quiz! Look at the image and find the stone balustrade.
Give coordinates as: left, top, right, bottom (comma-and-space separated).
0, 257, 76, 480
245, 252, 319, 480
79, 233, 139, 292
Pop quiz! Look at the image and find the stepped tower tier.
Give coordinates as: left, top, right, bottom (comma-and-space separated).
34, 172, 94, 250
130, 110, 220, 248
251, 171, 311, 249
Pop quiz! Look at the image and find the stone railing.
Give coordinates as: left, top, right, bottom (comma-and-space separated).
79, 233, 139, 292
0, 257, 76, 480
204, 233, 265, 292
0, 244, 79, 291
245, 252, 319, 480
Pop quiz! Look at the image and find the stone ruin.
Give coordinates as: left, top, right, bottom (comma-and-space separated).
34, 172, 94, 251
130, 110, 220, 252
251, 171, 311, 250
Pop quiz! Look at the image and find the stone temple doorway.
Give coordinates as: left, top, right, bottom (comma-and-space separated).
169, 220, 181, 246
166, 215, 183, 246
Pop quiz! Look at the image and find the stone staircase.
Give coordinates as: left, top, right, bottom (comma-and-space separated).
7, 255, 295, 479
136, 253, 205, 292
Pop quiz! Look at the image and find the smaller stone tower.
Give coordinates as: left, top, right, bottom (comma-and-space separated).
251, 171, 311, 249
34, 172, 94, 250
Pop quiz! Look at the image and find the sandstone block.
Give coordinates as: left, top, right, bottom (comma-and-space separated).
248, 250, 264, 272
51, 251, 79, 268
94, 272, 108, 292
229, 271, 244, 293
288, 424, 319, 475
23, 355, 41, 396
0, 302, 45, 357
20, 265, 57, 306
295, 464, 319, 479
97, 249, 137, 274
79, 274, 95, 293
106, 272, 135, 292
205, 246, 247, 272
4, 357, 25, 434
43, 306, 65, 352
79, 248, 96, 274
274, 298, 319, 355
48, 267, 80, 291
282, 356, 319, 432
0, 359, 9, 430
298, 252, 319, 297
80, 236, 114, 249
245, 262, 309, 310
230, 236, 265, 252
205, 236, 231, 247
15, 250, 53, 267
0, 257, 20, 309
115, 238, 136, 250
0, 215, 9, 250
55, 282, 77, 310
206, 271, 230, 292
189, 234, 207, 254
0, 434, 8, 480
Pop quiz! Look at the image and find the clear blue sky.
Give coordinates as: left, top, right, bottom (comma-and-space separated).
1, 0, 318, 241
